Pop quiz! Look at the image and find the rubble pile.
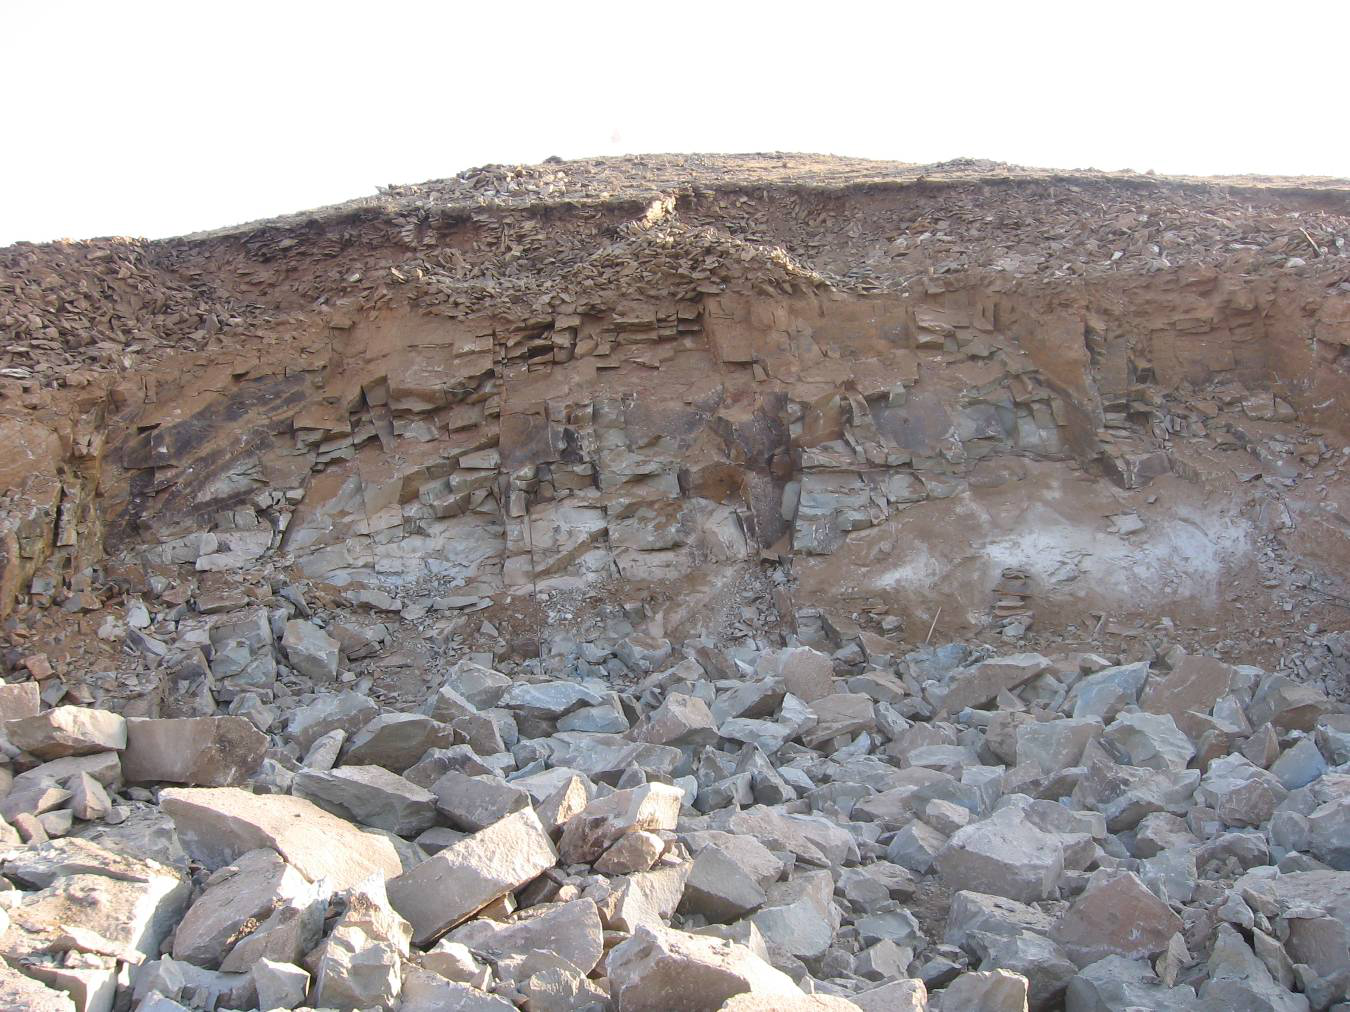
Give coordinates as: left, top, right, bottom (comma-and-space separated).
2, 154, 1350, 1010
3, 632, 1350, 1011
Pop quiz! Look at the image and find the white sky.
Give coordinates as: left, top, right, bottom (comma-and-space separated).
4, 0, 1348, 246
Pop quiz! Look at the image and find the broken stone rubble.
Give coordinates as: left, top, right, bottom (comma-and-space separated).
0, 630, 1340, 1011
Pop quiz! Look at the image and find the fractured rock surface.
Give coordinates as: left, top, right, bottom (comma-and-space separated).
0, 154, 1349, 1010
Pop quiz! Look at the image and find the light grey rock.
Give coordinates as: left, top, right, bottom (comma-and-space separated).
497, 680, 606, 720
0, 957, 77, 1012
251, 958, 309, 1010
751, 870, 839, 963
218, 880, 328, 972
971, 930, 1076, 1010
1270, 737, 1328, 790
1200, 922, 1310, 1012
680, 845, 768, 922
633, 692, 719, 747
442, 661, 512, 708
1016, 717, 1102, 774
1198, 754, 1288, 828
0, 841, 190, 990
595, 829, 665, 874
160, 786, 403, 889
851, 978, 928, 1012
5, 706, 126, 759
1064, 955, 1200, 1011
399, 968, 515, 1011
285, 691, 378, 753
607, 924, 805, 1010
132, 957, 252, 1011
310, 877, 412, 1011
301, 728, 345, 770
941, 653, 1050, 715
387, 807, 557, 946
887, 820, 949, 874
1102, 712, 1194, 771
446, 897, 604, 975
172, 848, 311, 968
712, 678, 785, 725
935, 806, 1065, 902
1068, 662, 1150, 721
558, 781, 683, 864
281, 618, 340, 681
293, 764, 438, 835
66, 772, 112, 821
1308, 795, 1350, 869
940, 969, 1031, 1012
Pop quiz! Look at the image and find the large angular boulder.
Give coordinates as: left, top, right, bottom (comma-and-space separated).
160, 787, 403, 889
310, 879, 411, 1010
558, 781, 683, 864
431, 770, 530, 832
935, 806, 1065, 902
445, 898, 604, 975
281, 619, 340, 681
5, 706, 126, 759
293, 765, 438, 835
343, 712, 449, 772
0, 840, 190, 996
940, 969, 1031, 1012
1051, 869, 1182, 967
607, 924, 805, 1011
633, 693, 719, 747
1140, 654, 1235, 737
387, 807, 557, 946
680, 845, 768, 922
0, 956, 77, 1011
122, 716, 266, 786
172, 849, 311, 968
285, 691, 378, 753
1102, 712, 1195, 771
940, 654, 1050, 715
775, 647, 835, 703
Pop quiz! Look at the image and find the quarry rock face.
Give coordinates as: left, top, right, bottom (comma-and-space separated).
0, 154, 1349, 1008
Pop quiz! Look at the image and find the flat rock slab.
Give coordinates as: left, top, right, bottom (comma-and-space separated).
940, 654, 1050, 716
387, 807, 557, 946
160, 786, 403, 890
446, 897, 604, 975
122, 716, 267, 786
607, 924, 804, 1011
293, 765, 438, 836
5, 706, 127, 759
172, 848, 311, 968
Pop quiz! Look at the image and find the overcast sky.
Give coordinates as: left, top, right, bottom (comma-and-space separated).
4, 0, 1347, 246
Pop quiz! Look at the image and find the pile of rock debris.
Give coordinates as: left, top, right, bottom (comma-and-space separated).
2, 618, 1349, 1011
